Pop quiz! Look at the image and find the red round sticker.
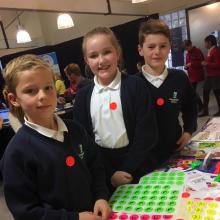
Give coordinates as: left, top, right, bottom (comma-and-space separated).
66, 156, 75, 167
156, 98, 165, 106
110, 102, 117, 110
181, 192, 190, 198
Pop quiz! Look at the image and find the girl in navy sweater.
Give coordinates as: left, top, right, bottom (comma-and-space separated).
137, 19, 197, 166
1, 54, 111, 220
73, 27, 158, 192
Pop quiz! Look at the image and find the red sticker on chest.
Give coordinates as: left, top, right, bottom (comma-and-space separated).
109, 102, 117, 110
66, 156, 75, 167
156, 98, 165, 106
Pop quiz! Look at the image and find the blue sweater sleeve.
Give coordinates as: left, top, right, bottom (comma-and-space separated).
180, 73, 198, 134
2, 143, 79, 220
84, 130, 109, 200
119, 77, 158, 175
66, 120, 109, 201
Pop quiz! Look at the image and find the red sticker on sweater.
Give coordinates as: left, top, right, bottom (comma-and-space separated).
66, 156, 75, 167
156, 98, 165, 106
110, 102, 117, 110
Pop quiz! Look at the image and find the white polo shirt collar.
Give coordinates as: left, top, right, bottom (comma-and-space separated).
142, 64, 168, 88
93, 69, 121, 93
24, 114, 68, 142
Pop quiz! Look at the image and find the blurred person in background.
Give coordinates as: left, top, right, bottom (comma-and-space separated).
64, 63, 91, 102
200, 35, 220, 116
182, 39, 205, 112
54, 72, 66, 96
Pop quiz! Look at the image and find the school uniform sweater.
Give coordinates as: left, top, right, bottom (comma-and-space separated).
185, 46, 205, 82
137, 69, 197, 161
1, 119, 108, 220
73, 74, 158, 177
205, 46, 220, 77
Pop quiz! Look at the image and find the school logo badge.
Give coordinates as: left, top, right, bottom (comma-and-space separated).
169, 91, 179, 104
78, 144, 84, 159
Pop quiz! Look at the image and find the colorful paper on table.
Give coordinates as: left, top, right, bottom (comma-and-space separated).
175, 197, 220, 220
191, 117, 220, 142
181, 142, 220, 159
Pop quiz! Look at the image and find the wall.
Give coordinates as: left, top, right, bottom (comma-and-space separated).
39, 12, 140, 45
188, 2, 220, 54
5, 12, 45, 48
0, 0, 210, 16
0, 10, 46, 56
0, 17, 152, 75
0, 11, 140, 56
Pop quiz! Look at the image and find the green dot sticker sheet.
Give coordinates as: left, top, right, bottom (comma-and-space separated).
139, 171, 185, 185
109, 171, 185, 216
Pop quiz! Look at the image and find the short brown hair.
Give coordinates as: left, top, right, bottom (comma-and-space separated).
64, 63, 81, 77
138, 19, 171, 46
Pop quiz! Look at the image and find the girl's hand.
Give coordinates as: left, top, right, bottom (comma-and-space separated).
79, 212, 101, 220
111, 171, 133, 187
176, 132, 191, 151
94, 199, 112, 220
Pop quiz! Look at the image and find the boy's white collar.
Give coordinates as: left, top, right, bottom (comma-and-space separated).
24, 114, 68, 138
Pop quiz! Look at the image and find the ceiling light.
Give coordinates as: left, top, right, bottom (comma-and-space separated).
16, 25, 32, 44
57, 13, 74, 29
132, 0, 148, 3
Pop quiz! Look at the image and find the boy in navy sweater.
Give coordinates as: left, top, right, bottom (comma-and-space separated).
1, 54, 111, 220
137, 19, 197, 166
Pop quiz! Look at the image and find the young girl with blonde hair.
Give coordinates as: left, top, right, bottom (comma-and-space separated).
73, 27, 158, 193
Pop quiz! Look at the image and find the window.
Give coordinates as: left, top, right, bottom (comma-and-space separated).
160, 10, 187, 70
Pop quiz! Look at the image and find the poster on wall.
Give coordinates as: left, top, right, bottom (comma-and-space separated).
171, 27, 184, 67
39, 52, 61, 74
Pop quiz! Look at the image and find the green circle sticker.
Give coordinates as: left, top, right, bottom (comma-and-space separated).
124, 206, 133, 211
144, 207, 153, 212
